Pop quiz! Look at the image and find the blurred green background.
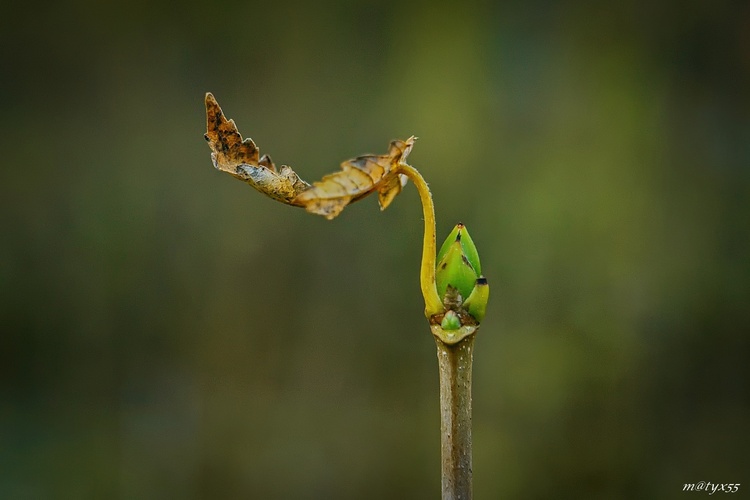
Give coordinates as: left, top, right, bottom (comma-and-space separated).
2, 0, 748, 498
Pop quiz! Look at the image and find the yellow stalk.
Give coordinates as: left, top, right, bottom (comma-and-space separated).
398, 163, 444, 317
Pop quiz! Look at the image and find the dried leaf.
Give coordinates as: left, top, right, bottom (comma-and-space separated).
204, 93, 310, 204
205, 92, 415, 219
294, 137, 416, 220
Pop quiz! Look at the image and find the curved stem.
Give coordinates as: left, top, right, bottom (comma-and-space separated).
398, 163, 443, 317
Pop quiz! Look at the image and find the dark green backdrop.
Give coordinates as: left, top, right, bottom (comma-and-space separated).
2, 1, 748, 498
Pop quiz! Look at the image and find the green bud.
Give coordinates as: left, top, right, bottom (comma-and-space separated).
463, 277, 489, 323
440, 310, 462, 331
435, 223, 489, 325
436, 223, 481, 301
436, 223, 481, 276
436, 238, 478, 301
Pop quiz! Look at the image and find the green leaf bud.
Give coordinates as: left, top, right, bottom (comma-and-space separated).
440, 310, 462, 331
463, 277, 489, 323
436, 223, 484, 302
436, 223, 481, 276
436, 238, 478, 301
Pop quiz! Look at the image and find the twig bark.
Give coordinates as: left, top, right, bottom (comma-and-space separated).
436, 334, 475, 500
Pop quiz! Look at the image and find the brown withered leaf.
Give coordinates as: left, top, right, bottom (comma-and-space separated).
204, 93, 310, 205
293, 137, 415, 220
205, 93, 415, 219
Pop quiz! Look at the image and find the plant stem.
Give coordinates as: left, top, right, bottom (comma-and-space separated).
401, 162, 476, 498
397, 163, 443, 317
436, 335, 475, 500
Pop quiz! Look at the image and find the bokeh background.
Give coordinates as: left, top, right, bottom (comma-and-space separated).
2, 0, 749, 498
